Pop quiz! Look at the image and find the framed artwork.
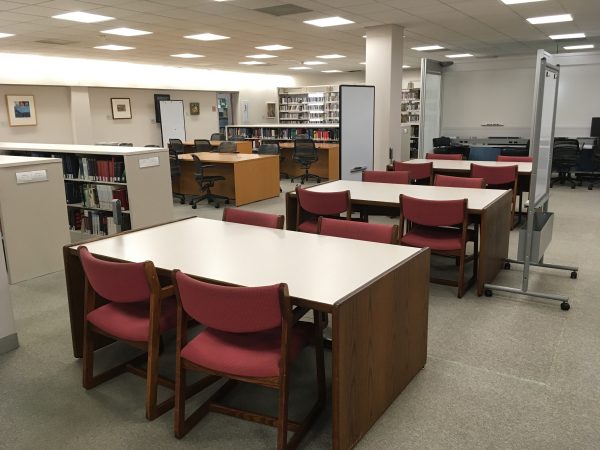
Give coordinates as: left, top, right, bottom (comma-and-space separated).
190, 102, 200, 115
266, 102, 276, 119
111, 98, 132, 119
6, 95, 37, 126
154, 93, 170, 123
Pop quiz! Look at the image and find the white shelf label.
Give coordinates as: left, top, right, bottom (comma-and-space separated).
15, 170, 48, 184
139, 156, 160, 168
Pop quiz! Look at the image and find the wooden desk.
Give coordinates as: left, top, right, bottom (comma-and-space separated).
278, 143, 340, 181
286, 180, 512, 296
175, 152, 279, 206
63, 217, 430, 450
183, 140, 253, 154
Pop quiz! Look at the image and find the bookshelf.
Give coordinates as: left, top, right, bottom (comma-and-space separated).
225, 124, 339, 147
0, 143, 172, 242
401, 87, 421, 157
278, 86, 339, 124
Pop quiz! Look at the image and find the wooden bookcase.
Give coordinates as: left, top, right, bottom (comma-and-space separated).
225, 124, 339, 148
0, 143, 173, 243
401, 87, 421, 156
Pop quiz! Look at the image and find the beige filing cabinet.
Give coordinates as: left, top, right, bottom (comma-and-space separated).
0, 155, 70, 284
0, 234, 18, 353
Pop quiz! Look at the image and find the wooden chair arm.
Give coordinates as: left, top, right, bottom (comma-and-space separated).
159, 285, 175, 300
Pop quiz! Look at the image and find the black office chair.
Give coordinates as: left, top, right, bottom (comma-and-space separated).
189, 154, 229, 209
210, 133, 226, 141
291, 139, 320, 184
500, 147, 529, 157
216, 141, 237, 153
587, 139, 600, 190
295, 134, 309, 140
258, 142, 284, 192
231, 135, 246, 141
433, 136, 469, 159
169, 147, 186, 204
194, 139, 212, 152
119, 142, 133, 147
551, 139, 579, 189
169, 138, 185, 155
145, 144, 161, 147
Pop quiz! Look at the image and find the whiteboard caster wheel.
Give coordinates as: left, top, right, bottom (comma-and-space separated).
561, 302, 570, 311
570, 271, 577, 279
504, 262, 511, 270
484, 289, 493, 297
191, 204, 197, 210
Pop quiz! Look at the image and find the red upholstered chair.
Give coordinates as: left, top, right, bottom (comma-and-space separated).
78, 246, 176, 420
434, 174, 486, 189
399, 195, 475, 298
426, 153, 462, 160
317, 217, 399, 244
470, 163, 518, 228
222, 207, 284, 229
362, 170, 409, 184
392, 161, 433, 184
496, 155, 532, 162
295, 186, 351, 233
172, 271, 325, 449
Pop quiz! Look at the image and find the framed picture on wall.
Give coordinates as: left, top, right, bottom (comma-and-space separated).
111, 98, 132, 119
6, 95, 37, 126
266, 102, 276, 119
154, 94, 170, 123
190, 102, 200, 115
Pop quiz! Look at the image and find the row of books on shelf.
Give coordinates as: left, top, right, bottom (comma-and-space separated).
65, 182, 129, 210
62, 154, 126, 183
68, 209, 131, 236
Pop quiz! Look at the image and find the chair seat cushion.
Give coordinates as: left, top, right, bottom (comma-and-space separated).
87, 297, 177, 342
298, 218, 318, 234
401, 226, 463, 251
181, 322, 314, 378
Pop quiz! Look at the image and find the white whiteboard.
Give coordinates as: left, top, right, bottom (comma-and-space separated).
159, 100, 186, 147
420, 73, 442, 157
339, 85, 375, 181
534, 69, 558, 206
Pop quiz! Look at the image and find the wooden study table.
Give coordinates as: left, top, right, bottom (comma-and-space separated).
286, 180, 512, 296
63, 217, 430, 450
175, 152, 279, 206
183, 140, 253, 154
278, 142, 340, 181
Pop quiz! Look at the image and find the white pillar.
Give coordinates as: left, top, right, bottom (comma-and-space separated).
365, 25, 404, 169
70, 86, 94, 144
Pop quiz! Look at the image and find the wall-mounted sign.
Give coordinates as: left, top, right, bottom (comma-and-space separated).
15, 169, 47, 184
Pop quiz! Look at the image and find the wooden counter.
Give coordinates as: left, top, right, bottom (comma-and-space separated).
183, 140, 253, 154
279, 143, 340, 181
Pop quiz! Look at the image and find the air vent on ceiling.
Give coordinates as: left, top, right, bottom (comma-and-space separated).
254, 4, 311, 16
36, 38, 78, 45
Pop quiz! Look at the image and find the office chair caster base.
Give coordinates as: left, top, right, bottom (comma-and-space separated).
561, 302, 570, 311
191, 204, 197, 209
571, 271, 577, 279
589, 185, 594, 190
504, 262, 511, 270
484, 289, 493, 297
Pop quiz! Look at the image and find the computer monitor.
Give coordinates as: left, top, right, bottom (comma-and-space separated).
591, 117, 600, 137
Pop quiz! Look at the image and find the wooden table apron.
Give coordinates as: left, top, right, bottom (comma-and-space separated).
62, 218, 430, 450
174, 153, 280, 206
285, 188, 512, 297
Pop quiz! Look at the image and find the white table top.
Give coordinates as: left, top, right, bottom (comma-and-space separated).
404, 159, 532, 174
73, 217, 421, 307
307, 180, 508, 212
0, 155, 62, 168
0, 142, 166, 156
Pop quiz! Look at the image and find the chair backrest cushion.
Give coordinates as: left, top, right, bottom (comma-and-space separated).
218, 141, 237, 153
78, 246, 151, 303
194, 139, 212, 152
434, 174, 485, 189
393, 161, 433, 182
293, 139, 317, 159
362, 170, 409, 184
496, 155, 532, 162
175, 272, 283, 333
470, 163, 517, 186
318, 217, 396, 244
426, 153, 462, 160
222, 208, 284, 229
257, 143, 279, 155
211, 133, 226, 141
400, 195, 466, 227
296, 187, 350, 216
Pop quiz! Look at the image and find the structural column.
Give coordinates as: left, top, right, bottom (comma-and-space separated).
70, 86, 94, 144
365, 25, 404, 169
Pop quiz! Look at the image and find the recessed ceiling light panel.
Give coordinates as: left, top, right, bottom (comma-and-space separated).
402, 65, 411, 68
445, 53, 473, 58
549, 33, 585, 40
52, 11, 114, 23
526, 14, 573, 24
564, 44, 594, 50
303, 61, 326, 65
0, 32, 15, 39
256, 44, 292, 51
101, 28, 152, 37
316, 54, 346, 59
185, 33, 230, 41
501, 0, 547, 4
94, 45, 134, 51
171, 53, 204, 58
322, 70, 342, 73
304, 16, 354, 27
289, 66, 311, 70
245, 54, 276, 59
239, 61, 266, 65
411, 45, 444, 51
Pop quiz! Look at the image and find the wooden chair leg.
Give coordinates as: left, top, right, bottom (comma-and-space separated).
174, 364, 187, 438
82, 323, 95, 389
457, 251, 466, 298
313, 310, 326, 404
277, 369, 290, 449
145, 337, 161, 420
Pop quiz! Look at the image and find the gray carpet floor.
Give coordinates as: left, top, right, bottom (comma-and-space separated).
1, 179, 599, 449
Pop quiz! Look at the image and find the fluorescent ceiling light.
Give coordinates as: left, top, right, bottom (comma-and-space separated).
359, 61, 366, 65
101, 28, 152, 37
0, 33, 15, 38
303, 61, 326, 65
171, 53, 204, 58
362, 35, 367, 38
501, 0, 546, 4
255, 44, 292, 51
289, 66, 311, 70
239, 61, 266, 65
411, 45, 444, 51
52, 11, 114, 23
445, 53, 473, 58
185, 33, 229, 41
527, 14, 572, 24
316, 54, 346, 59
322, 70, 342, 73
402, 65, 411, 68
549, 33, 585, 40
304, 16, 354, 27
94, 45, 134, 51
564, 44, 594, 50
245, 54, 276, 59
